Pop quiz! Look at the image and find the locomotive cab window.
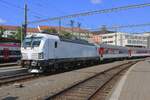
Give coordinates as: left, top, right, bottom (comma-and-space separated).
22, 37, 43, 48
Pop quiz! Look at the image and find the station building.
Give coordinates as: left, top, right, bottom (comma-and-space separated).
0, 25, 39, 38
91, 30, 149, 48
143, 32, 150, 48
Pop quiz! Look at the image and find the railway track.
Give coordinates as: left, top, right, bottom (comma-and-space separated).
0, 73, 35, 86
46, 61, 136, 100
0, 62, 18, 67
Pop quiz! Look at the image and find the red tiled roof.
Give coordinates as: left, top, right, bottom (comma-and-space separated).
0, 25, 19, 31
39, 26, 89, 33
27, 28, 39, 33
0, 25, 39, 33
0, 25, 89, 33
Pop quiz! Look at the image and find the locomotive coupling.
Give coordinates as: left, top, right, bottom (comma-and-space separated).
31, 61, 38, 66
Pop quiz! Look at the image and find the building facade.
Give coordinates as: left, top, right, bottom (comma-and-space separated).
143, 32, 150, 48
91, 30, 148, 48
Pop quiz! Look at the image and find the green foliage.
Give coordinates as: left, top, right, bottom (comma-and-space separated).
44, 28, 58, 33
43, 28, 74, 39
60, 31, 73, 39
15, 27, 22, 40
0, 27, 6, 38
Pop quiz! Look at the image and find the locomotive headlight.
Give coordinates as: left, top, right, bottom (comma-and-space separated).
38, 52, 44, 59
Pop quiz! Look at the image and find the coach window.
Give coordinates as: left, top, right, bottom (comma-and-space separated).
0, 50, 2, 55
55, 41, 58, 48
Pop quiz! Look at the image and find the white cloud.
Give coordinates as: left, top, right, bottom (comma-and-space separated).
91, 0, 102, 4
0, 18, 6, 23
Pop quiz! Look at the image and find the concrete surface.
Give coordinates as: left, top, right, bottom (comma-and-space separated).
109, 59, 150, 100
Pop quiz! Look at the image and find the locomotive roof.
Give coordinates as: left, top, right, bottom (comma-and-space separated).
28, 33, 94, 46
60, 37, 94, 46
41, 32, 94, 46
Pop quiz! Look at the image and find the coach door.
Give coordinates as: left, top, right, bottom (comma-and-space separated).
99, 48, 104, 60
3, 48, 9, 61
128, 49, 132, 57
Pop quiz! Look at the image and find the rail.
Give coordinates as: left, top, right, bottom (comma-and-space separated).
46, 61, 137, 100
0, 73, 34, 86
0, 62, 18, 67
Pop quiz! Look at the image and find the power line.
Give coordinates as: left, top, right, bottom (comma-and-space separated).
89, 23, 150, 31
24, 0, 89, 28
34, 0, 66, 15
109, 23, 150, 29
0, 0, 24, 10
0, 0, 42, 19
28, 2, 150, 24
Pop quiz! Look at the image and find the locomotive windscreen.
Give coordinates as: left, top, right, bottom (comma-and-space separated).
22, 37, 42, 47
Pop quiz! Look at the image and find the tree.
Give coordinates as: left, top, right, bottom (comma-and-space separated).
0, 26, 6, 38
14, 27, 22, 40
44, 28, 58, 33
60, 31, 73, 39
100, 25, 108, 34
43, 28, 74, 39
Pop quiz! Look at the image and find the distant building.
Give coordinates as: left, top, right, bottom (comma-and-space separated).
0, 25, 39, 38
0, 25, 19, 37
90, 30, 115, 44
91, 30, 148, 48
143, 32, 150, 48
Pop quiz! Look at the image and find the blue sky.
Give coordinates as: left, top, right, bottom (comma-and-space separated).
0, 0, 150, 32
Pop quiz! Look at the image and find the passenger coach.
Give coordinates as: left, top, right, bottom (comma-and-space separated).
0, 38, 21, 63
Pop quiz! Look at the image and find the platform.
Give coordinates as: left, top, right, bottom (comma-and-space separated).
109, 59, 150, 100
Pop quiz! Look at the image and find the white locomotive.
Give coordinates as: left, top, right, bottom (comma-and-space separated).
21, 33, 100, 73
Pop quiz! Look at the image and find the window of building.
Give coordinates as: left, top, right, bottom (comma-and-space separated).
108, 41, 113, 43
128, 40, 131, 44
125, 35, 129, 39
108, 36, 113, 38
103, 36, 107, 39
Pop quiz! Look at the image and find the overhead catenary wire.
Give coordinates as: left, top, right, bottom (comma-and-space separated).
28, 2, 150, 24
88, 23, 150, 31
0, 0, 43, 19
30, 0, 67, 26
34, 0, 66, 15
32, 0, 89, 31
110, 23, 150, 29
0, 0, 24, 10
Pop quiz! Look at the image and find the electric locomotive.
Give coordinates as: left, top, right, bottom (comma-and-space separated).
21, 33, 100, 73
